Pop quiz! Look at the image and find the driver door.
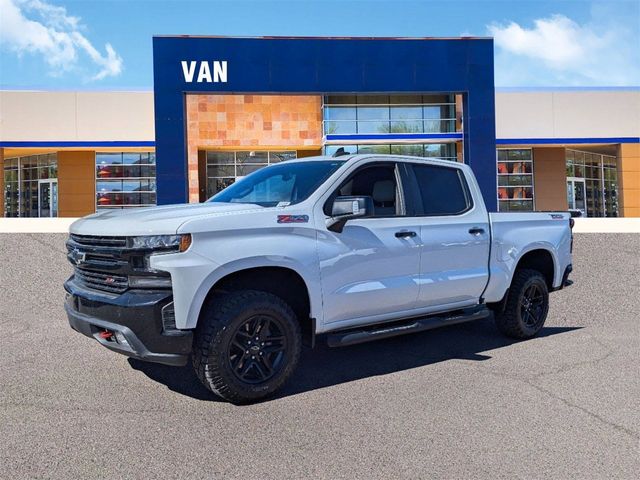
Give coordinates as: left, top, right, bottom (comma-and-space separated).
316, 161, 422, 327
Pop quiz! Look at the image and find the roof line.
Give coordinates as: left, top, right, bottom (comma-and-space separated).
496, 86, 640, 92
153, 34, 493, 40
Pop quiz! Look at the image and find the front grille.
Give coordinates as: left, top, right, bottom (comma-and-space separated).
74, 268, 128, 294
67, 234, 173, 295
70, 234, 127, 248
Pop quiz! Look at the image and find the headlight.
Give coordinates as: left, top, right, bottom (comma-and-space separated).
130, 234, 191, 251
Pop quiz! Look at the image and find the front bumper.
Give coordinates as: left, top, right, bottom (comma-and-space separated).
64, 278, 193, 366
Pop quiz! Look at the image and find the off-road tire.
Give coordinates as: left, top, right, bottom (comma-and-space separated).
192, 290, 302, 404
494, 269, 549, 339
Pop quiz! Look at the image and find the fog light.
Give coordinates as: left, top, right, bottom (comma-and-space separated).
161, 302, 177, 333
129, 275, 172, 288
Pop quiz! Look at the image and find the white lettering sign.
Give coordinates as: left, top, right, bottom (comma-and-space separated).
181, 61, 227, 83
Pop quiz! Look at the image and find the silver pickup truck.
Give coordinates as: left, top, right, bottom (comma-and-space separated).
65, 154, 574, 403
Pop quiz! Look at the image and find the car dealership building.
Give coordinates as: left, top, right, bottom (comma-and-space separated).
1, 36, 639, 218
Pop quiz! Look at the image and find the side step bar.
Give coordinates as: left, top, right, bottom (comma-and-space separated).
326, 305, 491, 348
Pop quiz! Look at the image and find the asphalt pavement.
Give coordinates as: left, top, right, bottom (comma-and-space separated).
0, 233, 638, 479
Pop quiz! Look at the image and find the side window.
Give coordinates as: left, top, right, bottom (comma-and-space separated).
411, 164, 471, 216
324, 164, 403, 217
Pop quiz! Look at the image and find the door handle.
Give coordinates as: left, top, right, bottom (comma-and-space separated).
395, 230, 417, 238
468, 227, 485, 235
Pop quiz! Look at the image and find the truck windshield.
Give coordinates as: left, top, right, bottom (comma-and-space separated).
209, 160, 345, 207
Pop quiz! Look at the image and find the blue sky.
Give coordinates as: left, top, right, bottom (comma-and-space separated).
1, 0, 639, 89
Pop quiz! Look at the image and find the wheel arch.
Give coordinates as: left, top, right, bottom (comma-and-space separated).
514, 247, 556, 289
186, 257, 319, 339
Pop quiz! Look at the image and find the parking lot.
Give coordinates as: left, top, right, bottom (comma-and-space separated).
0, 233, 638, 479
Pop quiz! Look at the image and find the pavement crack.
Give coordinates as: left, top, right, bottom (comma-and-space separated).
523, 378, 640, 440
531, 335, 616, 380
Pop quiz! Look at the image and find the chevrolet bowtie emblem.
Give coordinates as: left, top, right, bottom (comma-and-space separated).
70, 248, 86, 265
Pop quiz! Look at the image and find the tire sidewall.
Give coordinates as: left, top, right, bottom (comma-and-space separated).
207, 294, 301, 401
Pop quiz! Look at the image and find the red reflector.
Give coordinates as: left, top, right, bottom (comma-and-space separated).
99, 330, 113, 340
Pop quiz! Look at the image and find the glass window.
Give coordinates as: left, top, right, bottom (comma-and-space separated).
390, 144, 425, 156
328, 164, 400, 217
357, 107, 388, 120
236, 151, 269, 164
358, 145, 391, 155
323, 143, 457, 161
96, 153, 123, 166
208, 164, 235, 178
237, 164, 264, 176
324, 120, 357, 135
206, 151, 235, 164
211, 160, 344, 207
96, 151, 155, 209
323, 94, 457, 136
270, 151, 297, 163
324, 145, 357, 157
412, 164, 470, 216
324, 106, 357, 121
205, 150, 297, 198
390, 120, 423, 133
566, 149, 619, 217
4, 153, 57, 217
497, 149, 534, 212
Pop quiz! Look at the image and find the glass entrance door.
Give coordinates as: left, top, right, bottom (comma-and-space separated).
38, 180, 58, 217
567, 178, 587, 217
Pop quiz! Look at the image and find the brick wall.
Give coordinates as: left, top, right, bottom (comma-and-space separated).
185, 94, 323, 203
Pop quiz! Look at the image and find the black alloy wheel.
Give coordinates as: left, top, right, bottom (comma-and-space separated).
520, 283, 546, 329
228, 315, 287, 384
193, 290, 302, 403
493, 268, 549, 339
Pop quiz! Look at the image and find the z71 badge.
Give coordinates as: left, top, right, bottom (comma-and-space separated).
277, 215, 309, 224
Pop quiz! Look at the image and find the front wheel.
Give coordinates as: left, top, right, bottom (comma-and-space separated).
494, 269, 549, 339
192, 290, 302, 403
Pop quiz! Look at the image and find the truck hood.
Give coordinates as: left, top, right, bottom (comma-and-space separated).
69, 202, 263, 236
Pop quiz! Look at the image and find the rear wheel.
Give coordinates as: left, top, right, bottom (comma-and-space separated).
494, 269, 549, 339
193, 290, 301, 403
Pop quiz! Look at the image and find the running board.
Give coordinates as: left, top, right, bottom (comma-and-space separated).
326, 306, 490, 348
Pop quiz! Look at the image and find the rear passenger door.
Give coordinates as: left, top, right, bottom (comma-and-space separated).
406, 162, 490, 309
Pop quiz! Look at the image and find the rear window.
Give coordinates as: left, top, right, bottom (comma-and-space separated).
412, 164, 471, 216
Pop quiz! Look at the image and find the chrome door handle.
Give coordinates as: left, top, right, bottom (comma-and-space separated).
468, 227, 485, 235
395, 230, 417, 238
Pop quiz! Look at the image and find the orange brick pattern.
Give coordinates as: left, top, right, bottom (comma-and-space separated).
186, 94, 323, 202
618, 143, 640, 217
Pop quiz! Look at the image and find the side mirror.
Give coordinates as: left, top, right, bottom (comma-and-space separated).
327, 196, 373, 233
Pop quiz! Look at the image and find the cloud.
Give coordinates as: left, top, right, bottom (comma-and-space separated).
487, 11, 640, 86
0, 0, 122, 81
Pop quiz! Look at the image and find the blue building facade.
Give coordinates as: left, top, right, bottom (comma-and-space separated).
152, 36, 497, 210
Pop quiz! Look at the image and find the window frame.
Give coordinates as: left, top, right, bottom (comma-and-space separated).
403, 161, 474, 217
322, 161, 411, 218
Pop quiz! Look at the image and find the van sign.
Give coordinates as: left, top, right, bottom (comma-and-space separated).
181, 61, 227, 83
